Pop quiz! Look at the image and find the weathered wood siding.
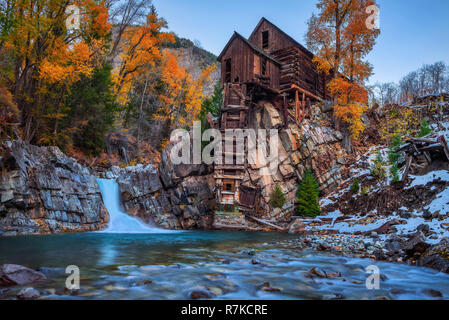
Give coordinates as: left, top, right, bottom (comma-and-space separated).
249, 19, 297, 54
220, 37, 254, 85
249, 19, 330, 100
220, 37, 279, 90
273, 47, 330, 99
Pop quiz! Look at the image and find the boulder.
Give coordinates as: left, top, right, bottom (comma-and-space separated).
403, 231, 431, 258
17, 287, 41, 300
262, 102, 282, 128
419, 238, 449, 273
288, 219, 305, 234
0, 264, 46, 287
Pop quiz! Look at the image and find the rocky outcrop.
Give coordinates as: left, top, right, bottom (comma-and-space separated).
0, 141, 108, 236
419, 238, 449, 273
241, 100, 346, 219
108, 143, 216, 230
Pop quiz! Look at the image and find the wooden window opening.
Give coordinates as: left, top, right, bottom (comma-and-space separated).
262, 31, 269, 49
225, 59, 232, 83
223, 180, 235, 192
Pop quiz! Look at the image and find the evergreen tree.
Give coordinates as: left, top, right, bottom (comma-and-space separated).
199, 81, 223, 133
296, 170, 321, 217
269, 184, 286, 208
390, 164, 400, 183
388, 134, 402, 165
64, 64, 118, 155
418, 119, 432, 137
351, 178, 360, 193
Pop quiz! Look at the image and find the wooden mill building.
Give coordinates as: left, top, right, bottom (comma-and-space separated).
214, 17, 331, 214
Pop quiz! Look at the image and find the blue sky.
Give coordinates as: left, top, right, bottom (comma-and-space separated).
153, 0, 449, 84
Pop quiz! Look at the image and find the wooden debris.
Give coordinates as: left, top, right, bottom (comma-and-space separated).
245, 215, 286, 232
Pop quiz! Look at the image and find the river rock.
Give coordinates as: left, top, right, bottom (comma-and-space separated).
309, 267, 327, 278
288, 219, 305, 234
189, 286, 216, 299
403, 231, 430, 258
418, 238, 449, 273
17, 287, 41, 299
0, 264, 46, 287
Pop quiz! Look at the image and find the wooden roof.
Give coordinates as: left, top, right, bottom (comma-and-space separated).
249, 17, 314, 58
217, 31, 281, 66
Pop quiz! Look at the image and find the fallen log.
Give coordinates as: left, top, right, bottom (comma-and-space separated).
402, 156, 413, 182
213, 223, 261, 232
245, 215, 286, 232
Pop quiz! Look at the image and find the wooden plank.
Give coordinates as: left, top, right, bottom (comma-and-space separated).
287, 84, 323, 102
402, 156, 413, 182
440, 136, 449, 161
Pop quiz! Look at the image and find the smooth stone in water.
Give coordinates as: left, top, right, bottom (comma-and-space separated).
17, 288, 40, 300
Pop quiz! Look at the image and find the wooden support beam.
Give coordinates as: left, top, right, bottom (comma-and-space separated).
295, 90, 301, 125
302, 92, 305, 121
287, 84, 323, 102
282, 94, 289, 129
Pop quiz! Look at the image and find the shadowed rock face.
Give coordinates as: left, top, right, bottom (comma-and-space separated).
113, 145, 216, 230
0, 141, 109, 236
239, 100, 346, 220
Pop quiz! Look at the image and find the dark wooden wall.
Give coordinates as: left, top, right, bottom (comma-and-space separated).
248, 19, 330, 100
220, 37, 280, 90
248, 19, 297, 54
273, 47, 330, 99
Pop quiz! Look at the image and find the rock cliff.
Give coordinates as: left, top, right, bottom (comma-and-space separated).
239, 100, 346, 220
0, 141, 108, 236
106, 144, 216, 230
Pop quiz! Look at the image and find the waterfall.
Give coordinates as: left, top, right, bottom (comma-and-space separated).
97, 178, 166, 234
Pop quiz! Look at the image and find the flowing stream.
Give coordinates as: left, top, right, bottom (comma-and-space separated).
1, 180, 449, 299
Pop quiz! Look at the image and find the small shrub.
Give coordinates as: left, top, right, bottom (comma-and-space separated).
361, 186, 370, 195
370, 151, 387, 181
269, 184, 286, 208
350, 178, 360, 193
388, 134, 402, 165
296, 170, 321, 217
390, 164, 400, 183
418, 119, 432, 137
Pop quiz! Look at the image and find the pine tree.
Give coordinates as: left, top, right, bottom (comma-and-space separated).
390, 164, 400, 183
269, 184, 286, 208
351, 178, 360, 193
388, 134, 402, 165
296, 170, 321, 217
418, 119, 432, 137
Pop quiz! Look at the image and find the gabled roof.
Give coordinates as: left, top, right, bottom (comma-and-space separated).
249, 17, 314, 58
217, 31, 281, 66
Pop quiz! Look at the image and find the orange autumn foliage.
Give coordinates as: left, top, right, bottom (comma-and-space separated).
3, 0, 112, 143
307, 0, 379, 141
154, 50, 215, 128
329, 78, 368, 139
113, 11, 175, 105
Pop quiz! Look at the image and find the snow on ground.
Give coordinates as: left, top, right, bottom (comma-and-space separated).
313, 171, 449, 244
315, 115, 449, 244
406, 170, 449, 189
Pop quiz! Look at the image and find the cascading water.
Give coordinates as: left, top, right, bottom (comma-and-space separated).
97, 178, 166, 233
